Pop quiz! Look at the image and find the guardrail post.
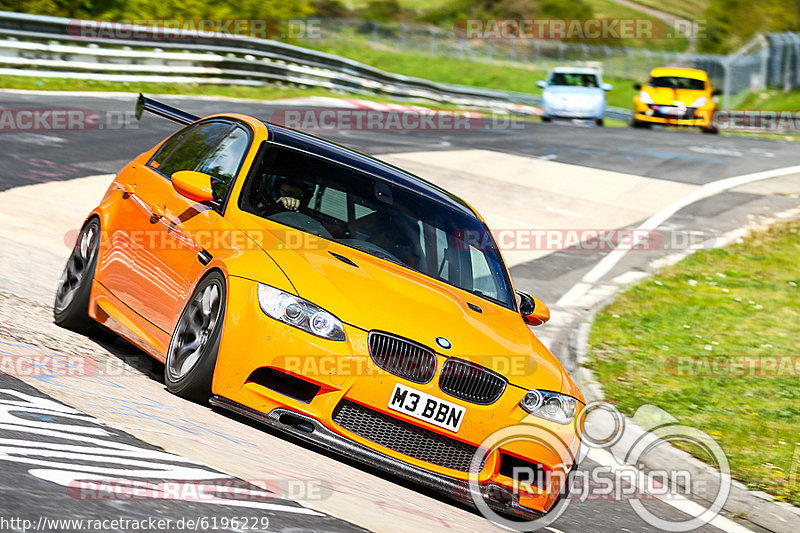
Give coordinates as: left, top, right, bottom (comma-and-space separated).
722, 60, 732, 110
791, 33, 800, 89
625, 48, 631, 78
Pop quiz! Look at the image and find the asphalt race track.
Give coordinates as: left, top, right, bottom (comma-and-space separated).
1, 90, 799, 533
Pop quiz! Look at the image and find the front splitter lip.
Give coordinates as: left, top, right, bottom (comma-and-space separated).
209, 395, 547, 521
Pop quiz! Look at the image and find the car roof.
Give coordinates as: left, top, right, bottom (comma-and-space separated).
649, 67, 709, 80
262, 122, 477, 217
550, 66, 600, 75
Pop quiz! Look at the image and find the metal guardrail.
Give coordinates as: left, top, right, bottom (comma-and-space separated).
0, 10, 795, 118
0, 10, 635, 121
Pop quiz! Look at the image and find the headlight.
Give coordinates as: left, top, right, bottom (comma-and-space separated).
690, 96, 708, 108
638, 91, 654, 104
520, 390, 578, 423
257, 283, 345, 341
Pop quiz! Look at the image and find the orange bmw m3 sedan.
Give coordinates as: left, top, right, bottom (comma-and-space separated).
54, 95, 585, 520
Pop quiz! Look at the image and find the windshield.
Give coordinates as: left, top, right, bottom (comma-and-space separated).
649, 76, 706, 90
239, 144, 515, 308
549, 72, 599, 87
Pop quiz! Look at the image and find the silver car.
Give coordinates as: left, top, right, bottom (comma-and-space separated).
537, 67, 613, 125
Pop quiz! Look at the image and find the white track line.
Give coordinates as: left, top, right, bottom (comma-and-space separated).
557, 165, 800, 306
587, 448, 755, 533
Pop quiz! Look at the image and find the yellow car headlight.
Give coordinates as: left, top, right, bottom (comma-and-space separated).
257, 283, 345, 341
520, 389, 578, 424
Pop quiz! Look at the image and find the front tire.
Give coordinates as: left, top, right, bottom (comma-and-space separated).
165, 271, 226, 402
54, 217, 100, 333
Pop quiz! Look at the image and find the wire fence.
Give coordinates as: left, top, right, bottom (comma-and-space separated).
766, 33, 800, 90
300, 19, 791, 109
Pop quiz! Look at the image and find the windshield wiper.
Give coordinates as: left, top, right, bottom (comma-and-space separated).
467, 288, 507, 307
345, 243, 403, 266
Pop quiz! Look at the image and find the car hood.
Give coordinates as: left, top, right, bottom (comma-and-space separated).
235, 214, 566, 393
644, 86, 707, 106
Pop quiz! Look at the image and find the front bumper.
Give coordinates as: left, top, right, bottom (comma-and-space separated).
634, 104, 713, 127
210, 397, 547, 520
542, 106, 604, 120
212, 276, 581, 516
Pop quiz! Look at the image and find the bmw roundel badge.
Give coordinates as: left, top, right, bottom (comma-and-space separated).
435, 337, 452, 350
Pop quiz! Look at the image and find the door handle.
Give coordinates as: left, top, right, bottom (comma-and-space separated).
122, 183, 136, 199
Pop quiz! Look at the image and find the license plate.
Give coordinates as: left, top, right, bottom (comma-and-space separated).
661, 107, 685, 116
387, 383, 465, 433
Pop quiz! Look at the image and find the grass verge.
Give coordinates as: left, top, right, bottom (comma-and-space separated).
738, 89, 800, 111
303, 39, 641, 107
586, 219, 800, 505
0, 76, 383, 102
620, 0, 711, 20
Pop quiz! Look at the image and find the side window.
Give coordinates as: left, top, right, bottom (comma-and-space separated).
197, 126, 250, 201
154, 122, 234, 179
354, 203, 375, 219
149, 125, 194, 171
317, 186, 348, 222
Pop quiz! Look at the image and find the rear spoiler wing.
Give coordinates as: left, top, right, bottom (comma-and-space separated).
135, 93, 200, 126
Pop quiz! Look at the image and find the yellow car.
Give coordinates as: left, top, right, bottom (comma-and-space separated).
54, 95, 585, 521
632, 67, 719, 132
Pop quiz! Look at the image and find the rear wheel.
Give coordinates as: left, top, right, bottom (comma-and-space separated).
165, 271, 226, 402
631, 119, 651, 128
54, 217, 100, 333
540, 116, 552, 122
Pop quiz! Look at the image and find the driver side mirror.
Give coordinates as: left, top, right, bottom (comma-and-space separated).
536, 80, 547, 89
516, 290, 550, 326
633, 83, 642, 90
171, 170, 215, 203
